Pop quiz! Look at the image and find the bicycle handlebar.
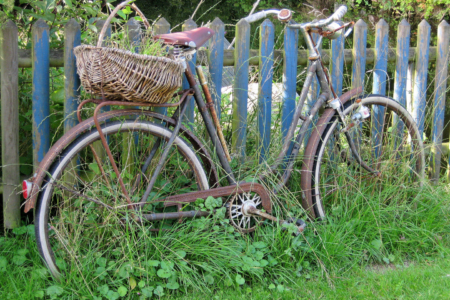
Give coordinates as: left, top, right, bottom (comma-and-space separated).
288, 5, 347, 29
241, 5, 348, 31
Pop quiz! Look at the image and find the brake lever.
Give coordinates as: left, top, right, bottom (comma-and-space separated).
344, 22, 354, 38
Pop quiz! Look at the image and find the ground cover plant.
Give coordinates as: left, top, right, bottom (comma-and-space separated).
2, 0, 450, 299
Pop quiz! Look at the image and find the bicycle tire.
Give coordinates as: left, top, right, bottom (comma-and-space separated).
35, 120, 209, 279
301, 95, 425, 220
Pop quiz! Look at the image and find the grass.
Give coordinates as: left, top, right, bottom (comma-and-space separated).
1, 178, 450, 299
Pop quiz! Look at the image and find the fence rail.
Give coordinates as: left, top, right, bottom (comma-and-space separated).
1, 16, 450, 229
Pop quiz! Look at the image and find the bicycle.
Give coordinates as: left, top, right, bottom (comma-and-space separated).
22, 1, 425, 279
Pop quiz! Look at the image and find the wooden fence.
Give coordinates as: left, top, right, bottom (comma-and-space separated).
1, 16, 449, 228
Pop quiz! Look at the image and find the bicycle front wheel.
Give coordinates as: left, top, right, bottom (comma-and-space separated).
302, 95, 425, 220
35, 120, 209, 279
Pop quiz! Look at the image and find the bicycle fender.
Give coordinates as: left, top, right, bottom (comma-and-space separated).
24, 110, 219, 213
300, 87, 362, 218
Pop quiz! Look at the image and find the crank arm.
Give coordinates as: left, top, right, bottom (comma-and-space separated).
246, 206, 306, 235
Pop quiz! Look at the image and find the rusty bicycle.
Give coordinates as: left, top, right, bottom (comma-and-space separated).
22, 2, 425, 279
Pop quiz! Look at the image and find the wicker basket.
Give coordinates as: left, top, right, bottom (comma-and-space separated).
74, 0, 184, 104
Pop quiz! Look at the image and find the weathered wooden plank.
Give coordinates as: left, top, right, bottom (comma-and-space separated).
17, 46, 446, 69
64, 19, 81, 133
393, 20, 411, 107
208, 17, 225, 119
281, 22, 298, 140
32, 19, 50, 168
95, 20, 111, 115
1, 20, 21, 229
232, 19, 250, 160
330, 23, 345, 96
121, 18, 141, 172
351, 19, 367, 91
257, 19, 274, 162
412, 20, 431, 136
153, 18, 170, 117
181, 19, 197, 125
372, 19, 389, 157
430, 21, 450, 180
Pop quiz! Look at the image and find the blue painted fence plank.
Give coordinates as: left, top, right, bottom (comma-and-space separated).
393, 20, 411, 107
351, 19, 367, 91
64, 19, 81, 133
181, 19, 197, 126
208, 17, 225, 119
232, 19, 250, 160
281, 22, 298, 140
153, 18, 170, 117
32, 19, 50, 167
393, 20, 411, 135
412, 20, 431, 136
330, 25, 345, 96
257, 19, 274, 163
372, 19, 389, 157
431, 21, 450, 180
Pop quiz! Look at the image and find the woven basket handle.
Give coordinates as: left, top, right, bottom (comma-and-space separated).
97, 0, 151, 48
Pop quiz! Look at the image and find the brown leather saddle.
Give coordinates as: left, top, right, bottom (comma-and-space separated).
154, 27, 215, 48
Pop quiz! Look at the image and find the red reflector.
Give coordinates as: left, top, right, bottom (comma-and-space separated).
22, 180, 32, 199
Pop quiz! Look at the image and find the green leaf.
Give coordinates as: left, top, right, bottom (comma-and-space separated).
154, 286, 164, 297
389, 254, 395, 262
129, 276, 137, 290
141, 286, 154, 297
12, 226, 27, 235
205, 274, 214, 285
96, 257, 107, 268
371, 239, 383, 250
268, 284, 275, 289
166, 281, 179, 290
89, 163, 100, 175
117, 286, 127, 297
117, 10, 126, 20
253, 241, 267, 249
157, 268, 171, 278
383, 257, 390, 264
277, 284, 285, 292
97, 284, 109, 296
138, 280, 146, 288
0, 256, 7, 272
17, 248, 29, 256
64, 0, 72, 8
176, 250, 186, 258
236, 274, 245, 285
147, 260, 159, 267
106, 290, 119, 300
34, 291, 45, 298
12, 255, 26, 266
46, 285, 64, 298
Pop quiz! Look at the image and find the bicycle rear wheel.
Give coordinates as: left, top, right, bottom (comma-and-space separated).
302, 95, 425, 220
35, 119, 209, 279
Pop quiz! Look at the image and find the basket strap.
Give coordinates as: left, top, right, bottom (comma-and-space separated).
97, 0, 151, 48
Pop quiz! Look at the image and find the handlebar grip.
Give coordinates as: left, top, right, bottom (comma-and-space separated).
331, 5, 347, 21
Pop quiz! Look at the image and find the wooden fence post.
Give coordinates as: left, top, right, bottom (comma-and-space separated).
330, 21, 345, 96
208, 17, 225, 119
1, 20, 20, 229
32, 19, 50, 169
64, 19, 81, 133
393, 20, 410, 107
257, 19, 274, 162
181, 19, 197, 125
372, 19, 389, 157
351, 19, 367, 91
431, 21, 450, 181
412, 20, 431, 136
281, 22, 298, 140
232, 19, 250, 160
153, 18, 170, 117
